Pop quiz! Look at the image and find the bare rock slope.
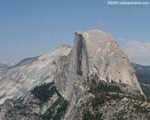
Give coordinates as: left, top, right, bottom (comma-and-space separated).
0, 30, 147, 120
0, 45, 71, 105
0, 62, 14, 76
55, 30, 144, 99
55, 30, 145, 119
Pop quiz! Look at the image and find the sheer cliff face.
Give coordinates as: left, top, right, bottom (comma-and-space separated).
55, 30, 144, 101
0, 45, 71, 105
0, 30, 146, 120
77, 30, 144, 94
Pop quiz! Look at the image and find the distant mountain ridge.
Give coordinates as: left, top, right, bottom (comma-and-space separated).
131, 62, 150, 98
0, 62, 14, 76
0, 45, 71, 105
0, 30, 149, 120
131, 62, 150, 85
131, 63, 150, 74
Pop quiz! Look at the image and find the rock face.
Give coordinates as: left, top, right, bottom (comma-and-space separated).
0, 30, 146, 120
0, 62, 14, 76
54, 30, 145, 119
0, 45, 71, 105
55, 30, 144, 99
0, 82, 69, 120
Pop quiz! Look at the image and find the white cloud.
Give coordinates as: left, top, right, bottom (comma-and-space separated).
98, 20, 105, 26
124, 40, 150, 65
117, 38, 126, 42
98, 20, 114, 26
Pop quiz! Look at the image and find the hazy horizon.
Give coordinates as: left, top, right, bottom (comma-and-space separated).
0, 0, 150, 65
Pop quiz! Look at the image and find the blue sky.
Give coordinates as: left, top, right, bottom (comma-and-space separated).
0, 0, 150, 65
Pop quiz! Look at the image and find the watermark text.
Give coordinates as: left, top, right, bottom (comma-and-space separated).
108, 1, 149, 5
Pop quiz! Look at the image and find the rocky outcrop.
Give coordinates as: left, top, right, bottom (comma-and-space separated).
0, 45, 71, 105
55, 30, 144, 99
0, 82, 69, 120
77, 30, 144, 94
0, 30, 146, 120
81, 84, 150, 120
55, 30, 145, 119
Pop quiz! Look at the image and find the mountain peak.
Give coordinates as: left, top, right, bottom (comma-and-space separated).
0, 30, 147, 120
0, 45, 72, 105
75, 30, 113, 42
56, 30, 145, 100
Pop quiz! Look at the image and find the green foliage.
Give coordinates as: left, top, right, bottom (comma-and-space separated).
91, 92, 121, 108
34, 82, 69, 120
31, 82, 55, 103
90, 81, 121, 94
83, 76, 150, 120
133, 104, 149, 113
42, 109, 54, 120
117, 116, 126, 120
57, 99, 69, 113
19, 111, 28, 116
14, 105, 28, 110
92, 79, 97, 85
91, 94, 107, 107
53, 114, 61, 120
41, 96, 69, 120
6, 104, 31, 118
83, 110, 103, 120
53, 97, 64, 106
83, 110, 95, 120
5, 82, 69, 120
83, 81, 123, 120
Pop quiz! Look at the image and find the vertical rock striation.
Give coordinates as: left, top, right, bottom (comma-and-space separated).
0, 30, 146, 120
56, 30, 144, 99
55, 30, 145, 120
